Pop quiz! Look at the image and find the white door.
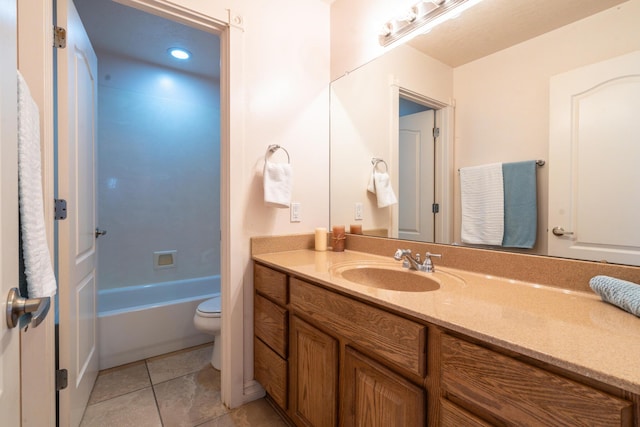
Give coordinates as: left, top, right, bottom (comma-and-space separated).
398, 110, 435, 242
56, 1, 99, 425
0, 0, 21, 423
548, 50, 640, 265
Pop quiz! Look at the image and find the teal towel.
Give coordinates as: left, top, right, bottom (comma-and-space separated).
590, 275, 640, 317
502, 161, 537, 248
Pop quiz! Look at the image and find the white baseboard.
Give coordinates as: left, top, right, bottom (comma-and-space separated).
243, 379, 266, 404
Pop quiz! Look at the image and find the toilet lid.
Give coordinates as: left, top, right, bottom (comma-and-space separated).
197, 296, 221, 315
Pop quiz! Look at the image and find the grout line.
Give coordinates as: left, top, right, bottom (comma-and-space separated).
146, 359, 165, 427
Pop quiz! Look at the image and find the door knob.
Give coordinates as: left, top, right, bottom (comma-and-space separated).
95, 228, 107, 238
552, 226, 574, 237
5, 288, 50, 329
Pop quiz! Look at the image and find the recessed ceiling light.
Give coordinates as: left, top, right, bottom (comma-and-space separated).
168, 48, 191, 60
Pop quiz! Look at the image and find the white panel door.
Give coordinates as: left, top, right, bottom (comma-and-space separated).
399, 110, 435, 242
548, 50, 640, 265
57, 1, 99, 425
0, 0, 21, 422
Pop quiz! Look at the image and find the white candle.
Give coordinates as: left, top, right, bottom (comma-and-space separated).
315, 228, 327, 251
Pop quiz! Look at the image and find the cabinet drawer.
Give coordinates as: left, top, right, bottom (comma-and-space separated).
441, 334, 633, 426
440, 399, 492, 427
254, 294, 288, 358
290, 278, 426, 377
254, 337, 287, 410
254, 263, 288, 305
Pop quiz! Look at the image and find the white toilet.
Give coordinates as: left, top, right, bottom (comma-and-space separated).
193, 296, 221, 370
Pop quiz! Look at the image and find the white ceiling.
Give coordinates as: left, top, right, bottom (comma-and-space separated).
407, 0, 628, 67
74, 0, 220, 80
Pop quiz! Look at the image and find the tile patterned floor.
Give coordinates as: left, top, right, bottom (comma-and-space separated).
80, 344, 289, 427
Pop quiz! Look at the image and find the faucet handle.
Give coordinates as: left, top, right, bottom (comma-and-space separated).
424, 252, 442, 260
393, 248, 411, 261
422, 252, 442, 273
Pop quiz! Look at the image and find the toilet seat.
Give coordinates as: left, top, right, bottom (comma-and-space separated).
196, 296, 221, 318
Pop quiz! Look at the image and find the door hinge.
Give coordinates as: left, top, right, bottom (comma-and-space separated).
54, 26, 66, 49
432, 127, 440, 138
432, 203, 440, 214
56, 369, 68, 391
54, 199, 67, 220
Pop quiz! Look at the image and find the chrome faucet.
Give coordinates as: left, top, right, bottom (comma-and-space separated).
394, 249, 421, 270
394, 249, 442, 273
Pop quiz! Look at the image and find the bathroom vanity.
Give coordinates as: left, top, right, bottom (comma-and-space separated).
252, 238, 640, 426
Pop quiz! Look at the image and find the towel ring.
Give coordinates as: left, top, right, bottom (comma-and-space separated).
371, 157, 388, 172
267, 144, 290, 163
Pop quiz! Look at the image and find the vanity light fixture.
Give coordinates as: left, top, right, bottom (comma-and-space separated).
168, 47, 191, 60
379, 0, 483, 46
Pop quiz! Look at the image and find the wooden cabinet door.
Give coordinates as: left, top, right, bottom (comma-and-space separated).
290, 315, 338, 427
342, 347, 425, 427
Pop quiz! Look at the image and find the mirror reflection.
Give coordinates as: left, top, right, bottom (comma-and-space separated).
330, 0, 640, 265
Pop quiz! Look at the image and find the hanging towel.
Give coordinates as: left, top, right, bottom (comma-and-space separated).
367, 170, 398, 208
589, 276, 640, 317
17, 71, 57, 298
263, 151, 292, 208
460, 163, 504, 245
502, 160, 537, 248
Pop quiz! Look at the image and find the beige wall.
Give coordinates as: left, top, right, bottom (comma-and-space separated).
243, 2, 330, 236
453, 0, 640, 251
331, 0, 414, 79
169, 0, 330, 407
240, 1, 330, 400
235, 0, 330, 403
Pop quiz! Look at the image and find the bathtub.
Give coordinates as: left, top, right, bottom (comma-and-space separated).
98, 275, 220, 369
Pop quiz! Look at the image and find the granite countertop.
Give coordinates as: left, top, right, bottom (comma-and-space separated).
253, 249, 640, 395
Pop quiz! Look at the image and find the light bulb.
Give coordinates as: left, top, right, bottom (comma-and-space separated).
168, 48, 191, 60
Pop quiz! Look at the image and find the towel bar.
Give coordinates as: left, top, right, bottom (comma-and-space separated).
458, 159, 545, 172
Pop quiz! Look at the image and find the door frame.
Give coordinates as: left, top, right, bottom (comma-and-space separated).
398, 109, 436, 242
391, 85, 453, 245
23, 0, 246, 419
91, 0, 248, 409
91, 0, 247, 409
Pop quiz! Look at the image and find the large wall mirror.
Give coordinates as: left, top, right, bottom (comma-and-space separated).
330, 0, 640, 265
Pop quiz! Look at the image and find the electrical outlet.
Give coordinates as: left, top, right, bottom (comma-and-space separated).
290, 202, 301, 222
355, 202, 363, 220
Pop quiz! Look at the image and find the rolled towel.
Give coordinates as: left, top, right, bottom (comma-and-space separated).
18, 71, 57, 298
589, 275, 640, 317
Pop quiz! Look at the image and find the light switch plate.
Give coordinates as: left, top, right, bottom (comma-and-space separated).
290, 202, 301, 222
355, 202, 363, 220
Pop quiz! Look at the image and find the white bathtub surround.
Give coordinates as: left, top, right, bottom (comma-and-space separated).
96, 51, 221, 293
98, 276, 220, 369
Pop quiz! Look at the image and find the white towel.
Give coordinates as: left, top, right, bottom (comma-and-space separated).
460, 163, 504, 246
17, 71, 57, 298
263, 160, 292, 208
367, 170, 398, 208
